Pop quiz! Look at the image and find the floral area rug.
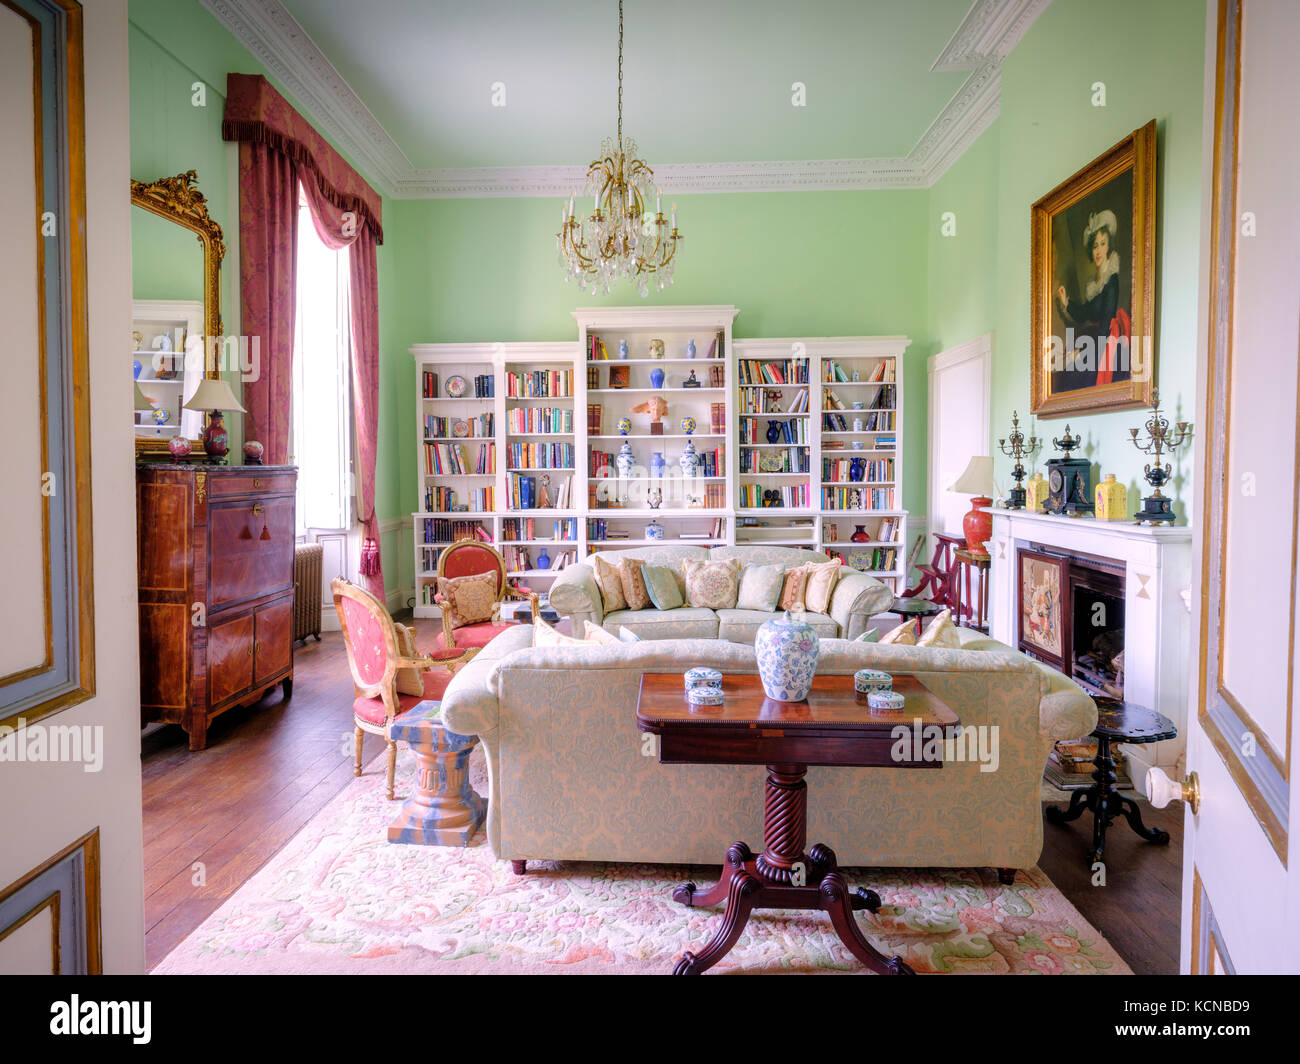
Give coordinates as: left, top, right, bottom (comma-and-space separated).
154, 747, 1130, 975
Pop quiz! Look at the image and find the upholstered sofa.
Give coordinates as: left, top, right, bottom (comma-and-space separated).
438, 624, 1096, 872
547, 544, 894, 642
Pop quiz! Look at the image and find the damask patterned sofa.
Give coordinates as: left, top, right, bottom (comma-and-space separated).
438, 624, 1096, 873
547, 544, 893, 642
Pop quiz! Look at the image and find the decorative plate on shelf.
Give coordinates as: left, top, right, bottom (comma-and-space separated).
758, 451, 785, 473
451, 418, 470, 438
445, 374, 467, 398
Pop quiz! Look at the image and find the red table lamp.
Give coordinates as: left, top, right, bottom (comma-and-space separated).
183, 378, 246, 464
949, 456, 995, 557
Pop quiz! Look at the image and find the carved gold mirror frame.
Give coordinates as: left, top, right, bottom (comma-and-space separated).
130, 169, 224, 459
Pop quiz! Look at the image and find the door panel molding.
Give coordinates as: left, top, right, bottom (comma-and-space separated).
1198, 0, 1290, 862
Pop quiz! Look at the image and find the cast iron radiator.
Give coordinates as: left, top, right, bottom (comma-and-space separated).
293, 543, 324, 643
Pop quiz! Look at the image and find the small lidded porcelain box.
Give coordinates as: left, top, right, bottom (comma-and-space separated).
684, 667, 723, 692
853, 668, 892, 695
867, 691, 905, 711
687, 685, 725, 707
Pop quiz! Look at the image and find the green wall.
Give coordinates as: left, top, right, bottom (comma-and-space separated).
384, 190, 935, 524
926, 0, 1206, 521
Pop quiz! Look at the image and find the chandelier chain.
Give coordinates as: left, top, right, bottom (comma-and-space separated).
617, 0, 623, 146
554, 0, 681, 296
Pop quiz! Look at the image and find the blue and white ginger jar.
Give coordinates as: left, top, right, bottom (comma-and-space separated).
755, 609, 820, 702
616, 440, 636, 479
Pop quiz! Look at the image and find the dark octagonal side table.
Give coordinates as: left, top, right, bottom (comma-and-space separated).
1044, 698, 1177, 865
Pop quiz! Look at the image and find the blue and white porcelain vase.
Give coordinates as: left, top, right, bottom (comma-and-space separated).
646, 518, 665, 541
616, 439, 635, 479
649, 366, 665, 389
618, 339, 629, 360
686, 338, 697, 359
755, 609, 821, 702
679, 439, 699, 478
650, 451, 666, 478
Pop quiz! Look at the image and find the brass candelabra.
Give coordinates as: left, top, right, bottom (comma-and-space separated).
997, 411, 1040, 509
1128, 387, 1191, 525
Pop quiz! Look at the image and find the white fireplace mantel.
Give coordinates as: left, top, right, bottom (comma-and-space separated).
985, 508, 1193, 788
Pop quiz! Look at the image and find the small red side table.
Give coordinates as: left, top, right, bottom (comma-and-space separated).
952, 548, 990, 632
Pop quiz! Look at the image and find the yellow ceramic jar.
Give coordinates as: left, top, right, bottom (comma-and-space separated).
1025, 472, 1049, 513
1095, 473, 1128, 521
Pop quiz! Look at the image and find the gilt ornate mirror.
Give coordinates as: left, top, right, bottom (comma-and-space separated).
130, 169, 224, 459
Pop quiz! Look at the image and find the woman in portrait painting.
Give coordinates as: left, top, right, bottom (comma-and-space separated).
1054, 209, 1131, 388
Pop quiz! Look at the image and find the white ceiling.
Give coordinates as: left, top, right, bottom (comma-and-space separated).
201, 0, 1051, 196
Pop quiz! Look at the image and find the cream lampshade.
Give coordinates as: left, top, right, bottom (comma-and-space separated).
949, 456, 995, 556
183, 378, 245, 463
133, 382, 156, 410
183, 377, 246, 414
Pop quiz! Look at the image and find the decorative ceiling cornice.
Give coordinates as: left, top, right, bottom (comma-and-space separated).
200, 0, 1048, 199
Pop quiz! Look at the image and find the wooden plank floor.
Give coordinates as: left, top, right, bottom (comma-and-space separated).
142, 619, 1182, 973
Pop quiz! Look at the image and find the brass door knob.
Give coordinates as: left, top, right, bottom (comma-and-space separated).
1146, 767, 1200, 815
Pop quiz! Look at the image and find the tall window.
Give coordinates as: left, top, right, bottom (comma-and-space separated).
292, 189, 353, 533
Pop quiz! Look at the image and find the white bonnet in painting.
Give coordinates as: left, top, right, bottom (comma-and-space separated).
1083, 209, 1118, 249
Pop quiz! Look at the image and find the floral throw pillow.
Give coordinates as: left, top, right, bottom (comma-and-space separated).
736, 562, 785, 612
778, 567, 810, 612
682, 558, 742, 610
592, 555, 627, 613
802, 561, 842, 615
437, 570, 499, 630
616, 558, 652, 611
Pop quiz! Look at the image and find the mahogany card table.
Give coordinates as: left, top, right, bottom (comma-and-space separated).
636, 672, 960, 975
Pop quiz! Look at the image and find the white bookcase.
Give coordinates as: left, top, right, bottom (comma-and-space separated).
411, 315, 910, 616
815, 337, 910, 591
575, 305, 737, 556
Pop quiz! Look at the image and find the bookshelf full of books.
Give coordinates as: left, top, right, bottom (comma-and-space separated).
732, 339, 816, 546
816, 337, 910, 591
410, 323, 909, 616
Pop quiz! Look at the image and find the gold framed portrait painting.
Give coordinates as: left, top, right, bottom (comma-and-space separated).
1031, 120, 1157, 418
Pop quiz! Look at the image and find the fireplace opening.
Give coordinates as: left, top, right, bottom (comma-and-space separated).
1016, 543, 1126, 700
1071, 582, 1124, 700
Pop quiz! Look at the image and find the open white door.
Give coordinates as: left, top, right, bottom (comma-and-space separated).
1164, 0, 1300, 973
0, 0, 145, 975
928, 334, 993, 538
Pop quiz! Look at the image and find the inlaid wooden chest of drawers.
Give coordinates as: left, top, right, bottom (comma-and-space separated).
136, 464, 298, 749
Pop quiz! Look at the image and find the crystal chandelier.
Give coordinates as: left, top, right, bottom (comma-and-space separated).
556, 0, 681, 297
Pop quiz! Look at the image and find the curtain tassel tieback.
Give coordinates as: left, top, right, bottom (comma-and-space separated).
359, 536, 381, 576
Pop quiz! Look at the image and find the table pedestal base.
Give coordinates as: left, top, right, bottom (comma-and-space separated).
671, 763, 914, 976
1044, 734, 1170, 864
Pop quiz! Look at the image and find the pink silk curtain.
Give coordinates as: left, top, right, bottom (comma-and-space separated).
224, 74, 385, 600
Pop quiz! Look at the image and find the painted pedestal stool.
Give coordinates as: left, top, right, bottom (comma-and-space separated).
386, 700, 486, 846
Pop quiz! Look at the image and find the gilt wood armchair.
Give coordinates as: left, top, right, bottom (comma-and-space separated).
332, 577, 469, 800
434, 541, 539, 652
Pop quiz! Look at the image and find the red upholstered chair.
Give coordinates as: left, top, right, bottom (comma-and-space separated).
434, 541, 539, 652
332, 577, 467, 800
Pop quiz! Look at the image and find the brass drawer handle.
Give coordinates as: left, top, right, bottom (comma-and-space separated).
253, 478, 262, 488
255, 641, 262, 653
252, 503, 264, 515
246, 645, 253, 657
